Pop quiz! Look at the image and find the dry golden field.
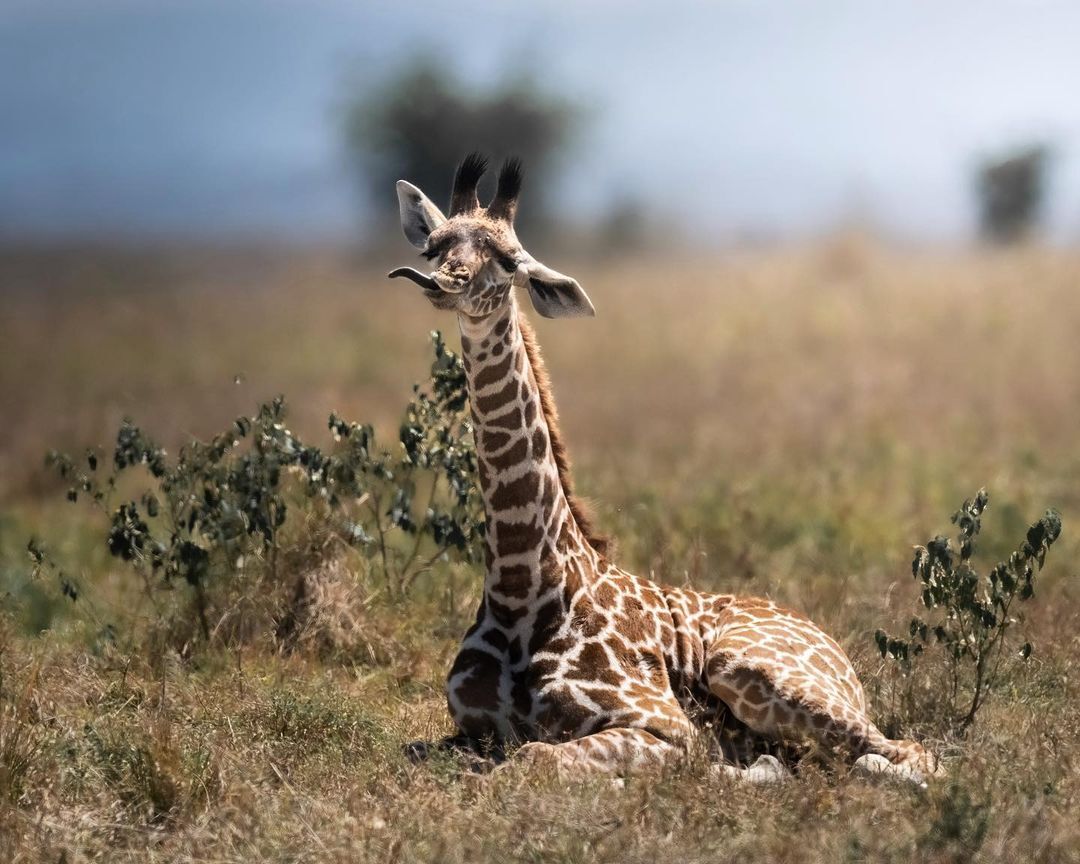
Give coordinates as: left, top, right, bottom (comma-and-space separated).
2, 239, 1079, 862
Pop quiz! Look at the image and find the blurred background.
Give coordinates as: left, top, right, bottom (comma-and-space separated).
4, 0, 1080, 244
3, 0, 1080, 619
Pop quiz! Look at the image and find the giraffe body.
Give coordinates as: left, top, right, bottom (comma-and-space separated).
391, 155, 939, 779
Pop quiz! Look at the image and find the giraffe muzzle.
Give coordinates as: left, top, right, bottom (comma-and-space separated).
431, 266, 470, 294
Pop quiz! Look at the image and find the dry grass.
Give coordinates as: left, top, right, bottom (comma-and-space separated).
2, 237, 1079, 862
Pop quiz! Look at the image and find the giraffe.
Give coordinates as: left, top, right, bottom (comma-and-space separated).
389, 154, 940, 783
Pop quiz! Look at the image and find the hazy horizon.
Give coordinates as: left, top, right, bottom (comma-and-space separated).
3, 0, 1079, 244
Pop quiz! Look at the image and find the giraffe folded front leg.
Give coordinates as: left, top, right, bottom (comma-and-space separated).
512, 728, 678, 776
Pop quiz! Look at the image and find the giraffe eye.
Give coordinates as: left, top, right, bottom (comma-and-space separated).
421, 241, 446, 261
491, 249, 518, 272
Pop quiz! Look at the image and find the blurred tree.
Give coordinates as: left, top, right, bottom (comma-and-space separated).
975, 145, 1050, 244
345, 60, 580, 235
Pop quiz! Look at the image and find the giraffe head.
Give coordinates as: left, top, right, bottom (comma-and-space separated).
389, 153, 595, 319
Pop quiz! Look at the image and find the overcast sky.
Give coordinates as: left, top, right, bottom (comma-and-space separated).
2, 0, 1079, 242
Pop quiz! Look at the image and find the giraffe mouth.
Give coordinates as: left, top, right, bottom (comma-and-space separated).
388, 267, 439, 291
388, 267, 460, 309
431, 270, 469, 294
388, 267, 469, 294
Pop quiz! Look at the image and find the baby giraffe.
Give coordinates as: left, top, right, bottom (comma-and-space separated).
389, 154, 939, 783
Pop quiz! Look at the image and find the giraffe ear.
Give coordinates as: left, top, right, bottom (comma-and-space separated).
515, 260, 596, 319
396, 180, 447, 249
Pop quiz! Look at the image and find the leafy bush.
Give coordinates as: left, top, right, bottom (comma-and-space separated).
875, 489, 1062, 733
28, 332, 483, 646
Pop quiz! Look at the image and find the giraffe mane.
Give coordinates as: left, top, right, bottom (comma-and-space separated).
516, 308, 611, 558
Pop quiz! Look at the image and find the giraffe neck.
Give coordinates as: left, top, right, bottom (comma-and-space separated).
458, 296, 596, 608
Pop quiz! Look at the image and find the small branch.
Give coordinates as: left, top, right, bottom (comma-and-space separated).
193, 578, 211, 643
400, 473, 440, 584
401, 544, 453, 593
367, 493, 392, 596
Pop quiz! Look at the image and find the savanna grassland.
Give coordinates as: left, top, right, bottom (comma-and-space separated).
1, 239, 1079, 862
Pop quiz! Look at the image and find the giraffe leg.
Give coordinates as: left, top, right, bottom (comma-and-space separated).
511, 728, 678, 776
715, 754, 791, 784
851, 752, 930, 787
404, 734, 506, 771
705, 644, 941, 780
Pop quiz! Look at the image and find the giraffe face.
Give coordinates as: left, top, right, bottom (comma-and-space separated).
417, 214, 521, 318
389, 154, 597, 320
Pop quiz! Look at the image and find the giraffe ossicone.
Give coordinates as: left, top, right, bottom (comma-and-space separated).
389, 153, 941, 782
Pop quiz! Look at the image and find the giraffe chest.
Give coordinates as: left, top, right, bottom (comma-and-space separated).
445, 592, 693, 743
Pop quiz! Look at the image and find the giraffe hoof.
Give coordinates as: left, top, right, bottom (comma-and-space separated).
719, 754, 790, 785
852, 753, 928, 789
403, 740, 434, 764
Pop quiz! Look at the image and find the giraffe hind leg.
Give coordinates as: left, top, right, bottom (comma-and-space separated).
706, 650, 941, 780
852, 752, 930, 787
715, 754, 791, 784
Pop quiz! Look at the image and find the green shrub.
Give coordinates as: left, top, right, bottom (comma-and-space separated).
28, 332, 483, 645
875, 489, 1062, 734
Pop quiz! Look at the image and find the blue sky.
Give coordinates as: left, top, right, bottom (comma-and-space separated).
3, 0, 1079, 241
